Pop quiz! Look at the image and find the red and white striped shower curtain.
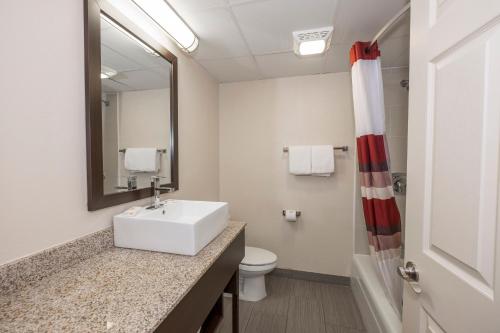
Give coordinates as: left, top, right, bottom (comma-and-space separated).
350, 41, 402, 315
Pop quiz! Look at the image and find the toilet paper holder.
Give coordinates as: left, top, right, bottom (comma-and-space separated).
282, 210, 301, 217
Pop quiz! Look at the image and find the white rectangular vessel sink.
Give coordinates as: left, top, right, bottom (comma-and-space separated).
113, 200, 229, 256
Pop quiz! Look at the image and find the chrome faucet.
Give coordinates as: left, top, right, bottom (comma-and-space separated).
149, 176, 175, 209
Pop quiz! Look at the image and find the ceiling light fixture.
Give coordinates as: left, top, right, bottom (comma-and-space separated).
101, 66, 118, 79
293, 27, 333, 56
100, 13, 159, 56
299, 40, 326, 56
132, 0, 199, 53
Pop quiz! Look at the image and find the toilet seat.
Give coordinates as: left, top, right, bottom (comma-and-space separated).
241, 246, 277, 266
240, 262, 276, 272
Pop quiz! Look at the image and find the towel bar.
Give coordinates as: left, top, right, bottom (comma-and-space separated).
282, 146, 348, 153
119, 148, 167, 153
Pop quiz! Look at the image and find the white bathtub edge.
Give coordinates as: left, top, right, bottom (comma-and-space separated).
351, 274, 383, 333
351, 254, 402, 333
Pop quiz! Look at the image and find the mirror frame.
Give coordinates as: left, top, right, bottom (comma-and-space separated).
84, 0, 179, 211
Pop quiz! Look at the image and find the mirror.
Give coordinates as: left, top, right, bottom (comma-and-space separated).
100, 14, 172, 194
85, 0, 178, 210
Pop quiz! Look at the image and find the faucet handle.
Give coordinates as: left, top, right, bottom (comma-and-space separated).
151, 176, 175, 193
155, 185, 176, 193
151, 175, 167, 181
151, 175, 169, 186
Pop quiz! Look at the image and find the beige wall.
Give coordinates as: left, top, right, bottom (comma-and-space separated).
118, 88, 171, 189
219, 73, 356, 276
0, 0, 219, 265
353, 67, 409, 255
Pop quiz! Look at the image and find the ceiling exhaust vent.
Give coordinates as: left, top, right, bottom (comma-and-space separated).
293, 26, 334, 56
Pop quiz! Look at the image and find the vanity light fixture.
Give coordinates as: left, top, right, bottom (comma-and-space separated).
293, 26, 333, 56
131, 0, 199, 53
100, 13, 159, 56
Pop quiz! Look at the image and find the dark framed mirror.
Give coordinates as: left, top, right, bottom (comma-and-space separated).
84, 0, 178, 211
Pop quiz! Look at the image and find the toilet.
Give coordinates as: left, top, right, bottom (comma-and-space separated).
239, 246, 278, 302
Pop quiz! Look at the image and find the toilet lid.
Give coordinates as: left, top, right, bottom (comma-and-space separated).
241, 246, 277, 266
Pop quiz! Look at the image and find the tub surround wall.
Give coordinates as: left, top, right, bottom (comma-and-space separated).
219, 73, 356, 277
0, 0, 219, 265
353, 67, 409, 255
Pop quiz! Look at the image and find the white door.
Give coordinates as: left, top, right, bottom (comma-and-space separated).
403, 0, 500, 332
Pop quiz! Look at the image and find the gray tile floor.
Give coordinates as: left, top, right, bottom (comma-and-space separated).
216, 275, 366, 333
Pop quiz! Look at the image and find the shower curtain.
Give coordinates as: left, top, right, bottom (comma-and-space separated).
350, 41, 402, 316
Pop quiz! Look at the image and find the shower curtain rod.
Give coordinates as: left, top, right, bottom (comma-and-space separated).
369, 2, 411, 48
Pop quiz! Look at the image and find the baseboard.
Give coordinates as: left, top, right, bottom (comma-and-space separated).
270, 268, 350, 285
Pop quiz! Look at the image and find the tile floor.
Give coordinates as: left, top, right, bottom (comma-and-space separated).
216, 275, 366, 333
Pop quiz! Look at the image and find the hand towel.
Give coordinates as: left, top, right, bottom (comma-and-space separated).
311, 145, 334, 176
289, 145, 312, 175
124, 148, 159, 172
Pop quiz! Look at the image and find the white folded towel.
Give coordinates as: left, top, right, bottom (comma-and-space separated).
311, 145, 334, 176
124, 148, 159, 172
288, 145, 312, 175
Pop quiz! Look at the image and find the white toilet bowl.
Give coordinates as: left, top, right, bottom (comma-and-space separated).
239, 246, 277, 302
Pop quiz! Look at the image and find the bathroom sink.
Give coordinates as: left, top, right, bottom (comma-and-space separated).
113, 200, 229, 255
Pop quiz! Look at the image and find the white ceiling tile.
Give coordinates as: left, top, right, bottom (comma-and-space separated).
114, 69, 170, 90
101, 23, 168, 69
255, 52, 325, 78
100, 17, 113, 31
100, 16, 171, 91
166, 0, 227, 13
198, 57, 262, 82
185, 8, 251, 60
167, 1, 250, 59
149, 65, 173, 80
332, 0, 408, 45
227, 0, 262, 5
231, 0, 338, 54
102, 79, 130, 93
101, 45, 141, 72
163, 0, 410, 81
324, 43, 351, 73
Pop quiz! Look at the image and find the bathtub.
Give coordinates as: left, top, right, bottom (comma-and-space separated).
351, 254, 402, 333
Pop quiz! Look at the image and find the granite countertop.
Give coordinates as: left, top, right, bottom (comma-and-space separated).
0, 221, 245, 333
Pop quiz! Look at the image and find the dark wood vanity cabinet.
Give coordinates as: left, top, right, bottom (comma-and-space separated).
155, 230, 245, 333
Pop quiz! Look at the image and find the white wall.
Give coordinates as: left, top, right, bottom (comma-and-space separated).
0, 0, 219, 265
219, 73, 356, 276
353, 67, 409, 255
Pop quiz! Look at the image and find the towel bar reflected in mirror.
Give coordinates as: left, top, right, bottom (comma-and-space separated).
118, 148, 167, 154
282, 146, 348, 153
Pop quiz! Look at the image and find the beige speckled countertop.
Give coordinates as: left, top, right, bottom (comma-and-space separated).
0, 221, 245, 333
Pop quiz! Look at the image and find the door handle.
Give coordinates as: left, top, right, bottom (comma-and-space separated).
397, 261, 422, 294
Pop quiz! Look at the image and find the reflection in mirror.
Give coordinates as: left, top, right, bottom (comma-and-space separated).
100, 14, 172, 195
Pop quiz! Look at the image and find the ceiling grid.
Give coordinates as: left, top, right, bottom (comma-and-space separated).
166, 0, 410, 82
